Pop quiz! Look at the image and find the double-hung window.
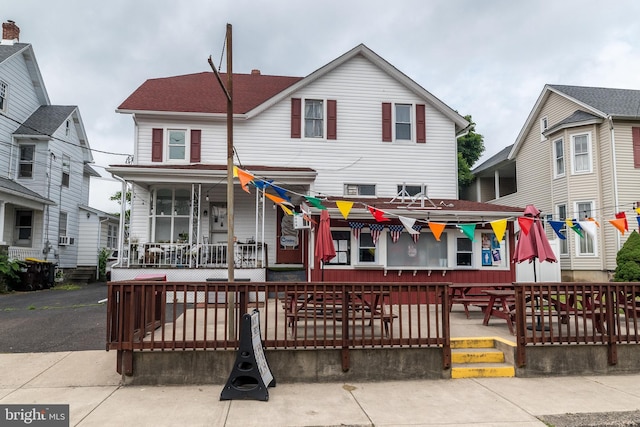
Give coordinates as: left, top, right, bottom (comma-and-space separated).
553, 138, 565, 177
152, 188, 191, 243
107, 224, 117, 248
304, 99, 323, 138
556, 204, 568, 255
575, 201, 595, 256
168, 130, 186, 161
358, 232, 376, 263
572, 133, 591, 173
540, 116, 548, 141
59, 212, 68, 238
344, 184, 376, 197
395, 104, 412, 140
330, 230, 350, 265
456, 237, 473, 267
14, 210, 32, 247
18, 145, 35, 179
61, 155, 70, 187
0, 80, 7, 111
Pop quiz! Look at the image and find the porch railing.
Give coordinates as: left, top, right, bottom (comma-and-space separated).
8, 246, 42, 261
125, 242, 267, 269
514, 282, 640, 366
106, 281, 450, 373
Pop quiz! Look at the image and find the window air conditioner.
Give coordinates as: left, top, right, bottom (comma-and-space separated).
58, 236, 75, 246
293, 214, 311, 230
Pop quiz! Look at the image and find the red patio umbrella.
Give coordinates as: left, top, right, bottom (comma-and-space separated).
315, 210, 336, 280
513, 204, 557, 331
513, 204, 557, 270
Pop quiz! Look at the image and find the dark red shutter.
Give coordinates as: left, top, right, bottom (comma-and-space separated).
190, 129, 201, 163
416, 104, 426, 143
152, 128, 163, 162
633, 127, 640, 168
382, 102, 392, 142
291, 98, 301, 138
327, 99, 337, 140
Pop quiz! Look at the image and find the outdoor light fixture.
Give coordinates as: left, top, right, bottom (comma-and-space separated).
203, 210, 208, 217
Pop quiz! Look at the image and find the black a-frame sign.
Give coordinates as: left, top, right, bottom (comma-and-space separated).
220, 310, 276, 401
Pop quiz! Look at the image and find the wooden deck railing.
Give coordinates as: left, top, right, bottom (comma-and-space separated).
514, 282, 640, 366
106, 281, 451, 373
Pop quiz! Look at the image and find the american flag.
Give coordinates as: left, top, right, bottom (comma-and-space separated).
388, 224, 404, 243
349, 222, 365, 239
412, 225, 422, 243
369, 223, 385, 244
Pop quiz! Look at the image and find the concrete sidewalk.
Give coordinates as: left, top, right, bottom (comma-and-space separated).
2, 350, 640, 426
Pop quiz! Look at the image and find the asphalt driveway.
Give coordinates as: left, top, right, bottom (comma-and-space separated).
0, 281, 107, 353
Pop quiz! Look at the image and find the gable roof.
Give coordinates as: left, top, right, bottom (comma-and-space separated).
14, 105, 77, 136
0, 176, 54, 205
509, 84, 640, 159
116, 44, 469, 134
117, 71, 302, 115
0, 42, 49, 105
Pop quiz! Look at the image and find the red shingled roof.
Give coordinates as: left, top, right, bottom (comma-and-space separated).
118, 72, 303, 114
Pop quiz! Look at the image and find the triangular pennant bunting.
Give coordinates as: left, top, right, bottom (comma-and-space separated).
609, 218, 627, 235
368, 206, 390, 222
388, 224, 404, 243
349, 222, 364, 239
549, 221, 566, 240
428, 222, 446, 241
517, 216, 533, 236
412, 225, 422, 243
577, 221, 597, 239
458, 223, 476, 241
399, 216, 419, 234
615, 212, 629, 231
369, 223, 385, 244
304, 196, 326, 210
490, 219, 507, 242
336, 200, 354, 219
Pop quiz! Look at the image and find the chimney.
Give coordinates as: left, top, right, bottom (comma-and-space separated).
251, 69, 261, 75
2, 20, 20, 44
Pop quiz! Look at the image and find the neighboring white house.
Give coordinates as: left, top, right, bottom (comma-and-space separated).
0, 20, 114, 279
109, 43, 524, 284
466, 84, 640, 282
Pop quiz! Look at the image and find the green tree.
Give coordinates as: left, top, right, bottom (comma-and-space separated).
613, 230, 640, 281
110, 190, 131, 221
457, 115, 485, 187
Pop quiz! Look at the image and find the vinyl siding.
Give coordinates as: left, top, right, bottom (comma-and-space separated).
612, 123, 640, 252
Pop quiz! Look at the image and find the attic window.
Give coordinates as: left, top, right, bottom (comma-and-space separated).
61, 154, 70, 187
344, 184, 376, 197
540, 116, 548, 141
65, 119, 70, 136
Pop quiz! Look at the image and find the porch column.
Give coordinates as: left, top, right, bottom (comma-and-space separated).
494, 170, 501, 200
0, 201, 5, 244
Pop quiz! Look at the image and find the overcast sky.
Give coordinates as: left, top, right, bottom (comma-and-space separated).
5, 0, 640, 212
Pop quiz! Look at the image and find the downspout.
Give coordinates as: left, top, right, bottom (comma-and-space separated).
608, 116, 621, 253
112, 174, 127, 269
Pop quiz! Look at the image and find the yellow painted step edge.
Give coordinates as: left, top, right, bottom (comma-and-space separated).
451, 351, 505, 364
450, 337, 496, 349
451, 366, 515, 379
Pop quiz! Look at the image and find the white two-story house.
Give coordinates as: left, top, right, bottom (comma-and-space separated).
110, 43, 523, 284
467, 84, 640, 282
0, 20, 117, 283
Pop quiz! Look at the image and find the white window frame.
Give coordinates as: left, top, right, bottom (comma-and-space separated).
540, 116, 548, 141
357, 231, 378, 264
18, 144, 35, 179
455, 236, 473, 267
574, 201, 597, 256
14, 209, 33, 247
65, 119, 71, 136
59, 211, 68, 238
61, 154, 70, 187
303, 99, 324, 139
553, 138, 565, 178
344, 184, 376, 197
571, 132, 592, 174
151, 187, 191, 243
107, 224, 117, 248
395, 103, 412, 141
167, 129, 189, 162
0, 80, 7, 112
556, 204, 568, 255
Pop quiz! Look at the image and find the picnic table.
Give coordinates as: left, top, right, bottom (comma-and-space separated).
481, 289, 516, 334
449, 283, 513, 318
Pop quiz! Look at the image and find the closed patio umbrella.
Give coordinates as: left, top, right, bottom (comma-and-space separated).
315, 210, 336, 281
513, 204, 557, 330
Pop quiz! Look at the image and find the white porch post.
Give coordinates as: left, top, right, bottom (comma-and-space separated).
0, 201, 5, 244
494, 170, 501, 200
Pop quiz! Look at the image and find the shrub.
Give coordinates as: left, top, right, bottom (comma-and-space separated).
98, 247, 110, 281
613, 230, 640, 282
0, 252, 22, 292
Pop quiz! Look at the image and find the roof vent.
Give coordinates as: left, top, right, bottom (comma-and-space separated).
251, 69, 261, 75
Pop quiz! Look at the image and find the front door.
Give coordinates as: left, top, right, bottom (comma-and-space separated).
276, 208, 304, 264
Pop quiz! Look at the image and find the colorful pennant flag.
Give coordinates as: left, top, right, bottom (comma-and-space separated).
549, 221, 566, 240
369, 223, 385, 244
636, 207, 640, 215
264, 193, 288, 206
270, 183, 291, 203
399, 216, 418, 235
349, 222, 365, 239
609, 218, 627, 235
368, 206, 390, 222
235, 167, 254, 193
305, 196, 326, 210
279, 204, 293, 215
517, 216, 534, 236
428, 222, 446, 241
577, 220, 597, 239
336, 200, 354, 219
458, 223, 476, 241
388, 224, 404, 243
570, 220, 584, 238
490, 219, 507, 242
615, 212, 629, 231
637, 216, 640, 229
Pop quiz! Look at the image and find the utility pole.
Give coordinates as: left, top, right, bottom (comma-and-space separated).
208, 23, 235, 336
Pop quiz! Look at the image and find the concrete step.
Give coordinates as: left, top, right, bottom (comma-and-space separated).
450, 337, 515, 379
